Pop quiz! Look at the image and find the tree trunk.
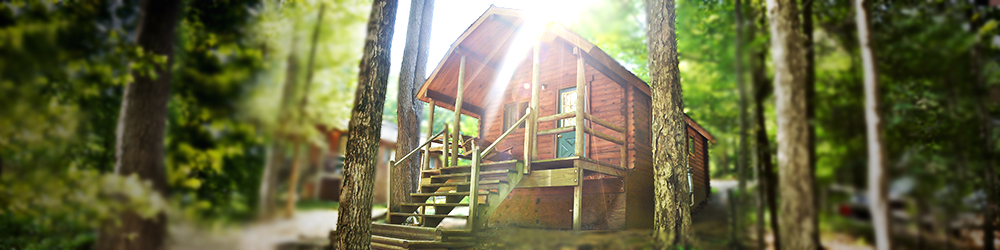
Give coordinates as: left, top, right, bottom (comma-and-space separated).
413, 0, 434, 193
284, 4, 327, 218
765, 0, 817, 249
335, 0, 397, 249
260, 40, 299, 219
392, 0, 425, 214
98, 0, 182, 249
735, 0, 749, 244
972, 13, 997, 250
855, 0, 890, 249
751, 1, 781, 247
645, 0, 693, 247
736, 0, 749, 199
801, 0, 821, 246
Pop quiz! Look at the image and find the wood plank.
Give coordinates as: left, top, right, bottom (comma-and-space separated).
573, 166, 583, 231
584, 127, 624, 145
538, 112, 574, 123
584, 113, 624, 133
575, 158, 625, 177
515, 167, 580, 188
452, 56, 466, 168
538, 126, 573, 136
575, 47, 586, 160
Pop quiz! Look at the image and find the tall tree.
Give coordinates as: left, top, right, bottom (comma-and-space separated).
801, 0, 820, 246
97, 0, 183, 249
855, 0, 890, 249
335, 0, 397, 248
285, 4, 328, 218
645, 0, 693, 247
391, 0, 426, 214
765, 0, 817, 249
736, 0, 749, 198
750, 1, 781, 248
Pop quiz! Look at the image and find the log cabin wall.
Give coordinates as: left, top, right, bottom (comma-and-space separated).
624, 85, 654, 229
688, 125, 709, 206
481, 38, 626, 168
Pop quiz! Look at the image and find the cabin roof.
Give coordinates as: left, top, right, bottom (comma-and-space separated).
417, 5, 651, 118
685, 114, 716, 144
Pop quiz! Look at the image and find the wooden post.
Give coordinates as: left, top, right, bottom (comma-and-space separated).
573, 167, 583, 231
452, 56, 465, 167
443, 125, 450, 169
423, 100, 436, 171
524, 40, 541, 174
620, 86, 628, 170
468, 144, 480, 230
574, 47, 585, 158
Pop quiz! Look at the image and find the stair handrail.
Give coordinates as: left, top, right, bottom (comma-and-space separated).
480, 107, 533, 159
391, 127, 450, 168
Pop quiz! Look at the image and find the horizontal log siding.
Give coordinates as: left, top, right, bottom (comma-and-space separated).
482, 41, 626, 167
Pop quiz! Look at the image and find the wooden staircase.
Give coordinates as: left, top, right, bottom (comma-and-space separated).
373, 159, 523, 249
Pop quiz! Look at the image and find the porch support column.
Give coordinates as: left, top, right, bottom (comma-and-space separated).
574, 47, 585, 158
452, 56, 465, 167
524, 40, 541, 174
573, 167, 583, 231
423, 100, 435, 171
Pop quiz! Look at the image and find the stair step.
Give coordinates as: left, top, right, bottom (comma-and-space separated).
409, 191, 490, 197
371, 223, 438, 241
371, 235, 475, 249
400, 203, 469, 207
430, 160, 518, 173
371, 241, 407, 250
420, 179, 506, 188
387, 212, 468, 219
429, 169, 510, 180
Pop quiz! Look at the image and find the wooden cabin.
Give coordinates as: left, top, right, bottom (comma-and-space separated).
371, 6, 714, 249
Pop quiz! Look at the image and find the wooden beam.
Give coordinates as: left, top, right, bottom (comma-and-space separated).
538, 112, 575, 123
463, 23, 522, 87
584, 113, 624, 133
515, 167, 580, 188
467, 145, 479, 230
455, 45, 502, 70
423, 100, 436, 171
574, 47, 586, 159
538, 127, 574, 136
574, 158, 626, 177
573, 166, 583, 231
452, 56, 466, 167
585, 127, 625, 145
426, 90, 485, 115
524, 39, 541, 175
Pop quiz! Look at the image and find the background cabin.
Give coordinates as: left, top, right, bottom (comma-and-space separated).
372, 6, 714, 248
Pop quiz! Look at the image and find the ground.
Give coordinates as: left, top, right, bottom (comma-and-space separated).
165, 179, 958, 249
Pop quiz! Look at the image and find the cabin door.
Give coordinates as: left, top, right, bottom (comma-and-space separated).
557, 87, 585, 158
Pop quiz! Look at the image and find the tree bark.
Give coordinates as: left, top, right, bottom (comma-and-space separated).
754, 50, 781, 250
335, 0, 397, 249
802, 0, 821, 246
284, 4, 327, 218
98, 0, 182, 249
412, 0, 434, 193
972, 11, 997, 250
645, 0, 693, 247
735, 1, 749, 244
737, 0, 749, 198
260, 39, 299, 219
751, 1, 781, 247
392, 0, 425, 214
855, 1, 890, 249
765, 0, 817, 249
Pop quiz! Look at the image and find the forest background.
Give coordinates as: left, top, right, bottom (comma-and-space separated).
1, 0, 998, 248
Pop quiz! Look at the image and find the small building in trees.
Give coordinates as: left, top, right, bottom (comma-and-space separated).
371, 6, 714, 248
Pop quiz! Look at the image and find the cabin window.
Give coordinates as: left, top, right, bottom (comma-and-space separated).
503, 102, 529, 131
688, 136, 695, 155
559, 87, 578, 128
503, 103, 518, 131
